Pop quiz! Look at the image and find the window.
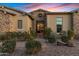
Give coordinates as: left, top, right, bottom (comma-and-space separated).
56, 17, 63, 33
38, 13, 42, 17
18, 20, 22, 29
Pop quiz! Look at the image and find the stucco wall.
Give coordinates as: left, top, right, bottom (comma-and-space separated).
47, 14, 71, 33
25, 16, 32, 32
10, 15, 32, 32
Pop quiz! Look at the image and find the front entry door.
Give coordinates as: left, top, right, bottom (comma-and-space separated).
36, 21, 45, 38
36, 21, 45, 33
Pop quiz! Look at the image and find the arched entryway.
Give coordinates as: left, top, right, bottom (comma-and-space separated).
36, 21, 46, 38
30, 9, 47, 38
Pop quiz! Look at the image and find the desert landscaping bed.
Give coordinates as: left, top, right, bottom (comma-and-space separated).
4, 39, 79, 56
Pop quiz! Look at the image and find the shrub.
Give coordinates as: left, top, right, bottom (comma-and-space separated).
30, 29, 36, 39
17, 32, 23, 38
28, 34, 35, 41
0, 34, 7, 41
67, 30, 75, 40
67, 30, 75, 47
10, 32, 18, 39
6, 32, 17, 39
25, 40, 42, 54
1, 39, 16, 53
60, 30, 75, 43
47, 32, 57, 43
0, 32, 18, 41
60, 31, 68, 43
25, 29, 41, 55
26, 29, 37, 41
60, 30, 75, 47
16, 32, 28, 41
23, 32, 28, 40
44, 28, 52, 39
0, 32, 28, 41
44, 28, 57, 43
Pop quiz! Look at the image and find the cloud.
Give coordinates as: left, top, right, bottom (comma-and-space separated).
16, 3, 79, 12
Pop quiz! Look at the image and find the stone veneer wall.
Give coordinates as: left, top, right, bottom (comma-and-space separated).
0, 11, 11, 32
0, 12, 32, 33
73, 12, 79, 35
0, 6, 33, 33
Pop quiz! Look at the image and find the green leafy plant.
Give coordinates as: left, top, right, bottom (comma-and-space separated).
67, 30, 75, 47
60, 31, 68, 43
44, 28, 52, 39
0, 31, 35, 41
44, 27, 57, 43
60, 30, 75, 42
1, 39, 16, 53
0, 34, 6, 41
6, 32, 18, 39
60, 30, 75, 47
25, 40, 42, 54
23, 32, 28, 40
25, 29, 41, 55
30, 29, 37, 39
47, 32, 57, 43
15, 32, 28, 41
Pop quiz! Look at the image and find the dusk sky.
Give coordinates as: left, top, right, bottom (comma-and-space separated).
0, 3, 79, 12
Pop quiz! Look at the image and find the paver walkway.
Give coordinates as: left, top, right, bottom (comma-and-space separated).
12, 41, 26, 56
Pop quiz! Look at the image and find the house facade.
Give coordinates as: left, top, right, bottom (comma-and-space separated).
0, 6, 79, 35
0, 6, 32, 32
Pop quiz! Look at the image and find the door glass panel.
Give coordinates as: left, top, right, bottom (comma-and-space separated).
36, 22, 44, 33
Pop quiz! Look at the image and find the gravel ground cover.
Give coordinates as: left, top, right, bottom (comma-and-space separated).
1, 38, 79, 56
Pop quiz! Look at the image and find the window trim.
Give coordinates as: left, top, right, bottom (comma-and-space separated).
18, 20, 23, 29
56, 17, 63, 33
